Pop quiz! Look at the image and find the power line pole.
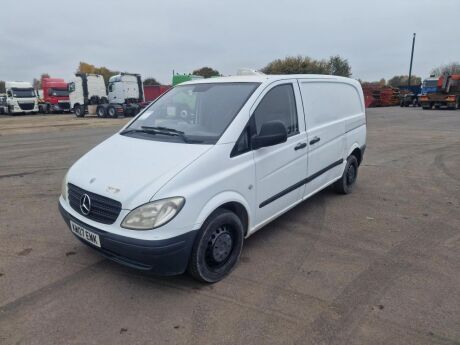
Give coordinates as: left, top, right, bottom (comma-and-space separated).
408, 33, 416, 88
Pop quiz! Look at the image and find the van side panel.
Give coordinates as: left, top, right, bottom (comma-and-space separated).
299, 80, 365, 196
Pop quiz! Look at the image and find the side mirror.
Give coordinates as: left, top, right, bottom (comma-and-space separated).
251, 120, 287, 150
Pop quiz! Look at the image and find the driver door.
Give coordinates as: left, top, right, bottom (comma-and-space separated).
253, 81, 308, 228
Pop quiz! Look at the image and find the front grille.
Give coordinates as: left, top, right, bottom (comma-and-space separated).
68, 183, 122, 224
19, 103, 34, 110
58, 102, 70, 110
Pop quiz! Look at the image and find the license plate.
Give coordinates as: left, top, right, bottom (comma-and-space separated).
70, 221, 101, 248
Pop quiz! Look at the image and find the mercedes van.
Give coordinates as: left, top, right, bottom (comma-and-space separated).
59, 74, 366, 283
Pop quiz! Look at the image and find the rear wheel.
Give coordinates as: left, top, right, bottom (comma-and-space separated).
188, 209, 244, 283
107, 105, 117, 118
74, 105, 84, 117
335, 155, 359, 195
96, 106, 106, 118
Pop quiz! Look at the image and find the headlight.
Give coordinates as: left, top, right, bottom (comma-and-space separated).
121, 197, 185, 230
61, 171, 68, 201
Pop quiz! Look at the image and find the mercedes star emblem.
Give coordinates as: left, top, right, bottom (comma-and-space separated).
80, 194, 91, 216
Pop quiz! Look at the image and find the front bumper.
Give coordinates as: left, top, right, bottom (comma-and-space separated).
59, 203, 197, 275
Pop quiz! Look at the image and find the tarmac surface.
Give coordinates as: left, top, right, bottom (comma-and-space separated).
0, 108, 459, 345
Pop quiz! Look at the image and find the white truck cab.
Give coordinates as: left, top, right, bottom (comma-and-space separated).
5, 81, 38, 115
68, 73, 107, 117
59, 74, 366, 283
95, 73, 144, 118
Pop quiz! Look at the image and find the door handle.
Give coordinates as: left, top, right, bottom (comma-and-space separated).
294, 142, 307, 150
309, 137, 320, 145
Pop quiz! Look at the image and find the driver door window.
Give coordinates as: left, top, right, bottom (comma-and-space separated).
253, 84, 299, 137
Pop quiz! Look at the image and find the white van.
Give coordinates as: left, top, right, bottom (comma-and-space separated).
59, 75, 366, 283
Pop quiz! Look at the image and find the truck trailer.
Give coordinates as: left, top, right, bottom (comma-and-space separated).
68, 73, 107, 117
420, 74, 460, 110
4, 81, 38, 115
38, 77, 71, 113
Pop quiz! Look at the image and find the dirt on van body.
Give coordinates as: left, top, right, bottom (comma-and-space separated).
0, 107, 459, 344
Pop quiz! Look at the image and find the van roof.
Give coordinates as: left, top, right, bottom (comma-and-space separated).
180, 74, 357, 85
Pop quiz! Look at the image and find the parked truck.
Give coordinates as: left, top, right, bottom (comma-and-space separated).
37, 77, 71, 113
420, 77, 439, 95
420, 74, 460, 110
95, 73, 144, 118
68, 73, 107, 117
4, 81, 38, 115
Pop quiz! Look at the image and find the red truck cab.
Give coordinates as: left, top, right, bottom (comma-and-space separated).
39, 78, 71, 113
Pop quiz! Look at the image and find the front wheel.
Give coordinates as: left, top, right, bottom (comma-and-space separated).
335, 155, 359, 194
74, 105, 84, 117
188, 209, 244, 283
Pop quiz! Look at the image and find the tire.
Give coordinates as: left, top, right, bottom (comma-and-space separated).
74, 105, 84, 117
107, 105, 117, 118
96, 106, 106, 118
335, 155, 359, 195
188, 209, 244, 283
45, 104, 50, 114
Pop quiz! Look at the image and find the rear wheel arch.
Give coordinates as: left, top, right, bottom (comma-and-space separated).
347, 144, 363, 166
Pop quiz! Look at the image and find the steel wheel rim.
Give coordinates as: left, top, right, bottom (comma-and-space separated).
205, 224, 234, 269
346, 164, 356, 186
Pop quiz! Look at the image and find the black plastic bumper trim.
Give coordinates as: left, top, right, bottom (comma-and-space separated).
59, 202, 197, 275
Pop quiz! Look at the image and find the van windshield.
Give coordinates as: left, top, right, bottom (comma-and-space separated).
12, 88, 35, 98
123, 82, 259, 144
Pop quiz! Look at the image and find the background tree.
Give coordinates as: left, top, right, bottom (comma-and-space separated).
261, 55, 352, 77
143, 77, 160, 86
387, 75, 421, 87
192, 67, 220, 78
431, 62, 460, 76
77, 62, 119, 87
0, 80, 5, 93
327, 55, 352, 77
33, 73, 50, 90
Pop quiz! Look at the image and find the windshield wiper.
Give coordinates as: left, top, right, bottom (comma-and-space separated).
120, 128, 158, 136
141, 126, 203, 143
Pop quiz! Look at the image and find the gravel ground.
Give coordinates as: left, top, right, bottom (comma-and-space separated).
0, 107, 459, 345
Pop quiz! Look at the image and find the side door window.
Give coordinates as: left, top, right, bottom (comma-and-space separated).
253, 84, 299, 137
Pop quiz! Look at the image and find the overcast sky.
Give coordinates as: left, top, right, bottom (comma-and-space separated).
0, 0, 458, 84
